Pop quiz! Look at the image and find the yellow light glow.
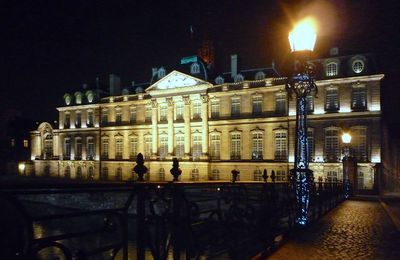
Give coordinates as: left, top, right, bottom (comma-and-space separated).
289, 17, 317, 52
18, 162, 26, 174
342, 133, 352, 144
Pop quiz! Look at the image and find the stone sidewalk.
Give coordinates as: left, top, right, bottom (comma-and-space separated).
269, 199, 400, 260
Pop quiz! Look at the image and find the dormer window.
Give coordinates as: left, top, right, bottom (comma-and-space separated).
234, 74, 244, 83
190, 63, 200, 74
255, 71, 265, 80
86, 91, 94, 103
64, 94, 72, 105
326, 62, 338, 77
352, 60, 364, 74
75, 92, 82, 104
158, 67, 166, 78
215, 76, 224, 85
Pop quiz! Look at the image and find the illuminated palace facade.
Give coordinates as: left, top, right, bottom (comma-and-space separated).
30, 50, 383, 190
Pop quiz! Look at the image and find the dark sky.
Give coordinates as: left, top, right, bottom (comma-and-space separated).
2, 0, 400, 133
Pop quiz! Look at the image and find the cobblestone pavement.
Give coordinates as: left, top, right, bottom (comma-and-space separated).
269, 199, 400, 260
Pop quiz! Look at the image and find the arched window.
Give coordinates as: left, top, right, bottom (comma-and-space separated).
190, 63, 200, 74
44, 134, 53, 159
115, 167, 123, 181
234, 74, 244, 83
191, 168, 199, 181
255, 71, 265, 80
101, 167, 108, 180
215, 76, 224, 85
75, 92, 82, 104
326, 62, 338, 77
76, 166, 83, 179
64, 166, 71, 178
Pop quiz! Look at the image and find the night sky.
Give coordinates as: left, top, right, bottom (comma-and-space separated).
3, 0, 400, 134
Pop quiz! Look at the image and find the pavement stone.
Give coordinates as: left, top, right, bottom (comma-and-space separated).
269, 199, 400, 260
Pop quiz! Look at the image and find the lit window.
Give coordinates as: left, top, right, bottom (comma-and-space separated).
101, 167, 108, 180
175, 135, 184, 159
327, 171, 338, 182
255, 71, 265, 80
64, 94, 72, 105
144, 135, 152, 159
75, 138, 82, 160
76, 166, 83, 179
252, 132, 263, 160
64, 113, 71, 128
87, 110, 94, 126
326, 62, 338, 77
159, 168, 165, 181
64, 166, 71, 178
101, 109, 108, 124
325, 88, 339, 112
215, 76, 224, 85
87, 137, 94, 160
352, 60, 364, 74
101, 138, 109, 159
230, 133, 241, 160
23, 139, 29, 148
351, 126, 368, 162
115, 137, 123, 159
191, 168, 199, 181
115, 108, 122, 124
76, 112, 82, 128
275, 93, 287, 115
192, 135, 202, 160
130, 107, 136, 123
192, 100, 202, 119
64, 138, 71, 159
159, 136, 168, 160
231, 97, 241, 117
190, 63, 200, 74
115, 167, 123, 181
210, 134, 221, 160
175, 102, 184, 120
234, 74, 244, 82
306, 95, 314, 112
211, 99, 220, 118
87, 91, 94, 103
253, 169, 262, 181
145, 105, 152, 122
252, 95, 263, 115
351, 85, 367, 110
129, 136, 138, 159
307, 129, 314, 162
44, 135, 53, 159
276, 170, 287, 182
274, 131, 287, 160
75, 93, 82, 104
160, 104, 167, 122
211, 169, 220, 181
324, 128, 340, 162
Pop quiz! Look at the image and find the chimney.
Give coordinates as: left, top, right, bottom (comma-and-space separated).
152, 68, 158, 77
231, 54, 238, 78
109, 74, 121, 96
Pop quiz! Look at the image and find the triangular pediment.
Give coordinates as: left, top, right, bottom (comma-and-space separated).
146, 70, 210, 93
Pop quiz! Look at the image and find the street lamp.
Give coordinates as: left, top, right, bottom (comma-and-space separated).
342, 133, 352, 198
286, 17, 317, 226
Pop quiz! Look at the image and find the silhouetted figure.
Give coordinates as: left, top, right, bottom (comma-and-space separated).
134, 153, 148, 181
262, 169, 268, 182
170, 158, 182, 182
231, 169, 240, 183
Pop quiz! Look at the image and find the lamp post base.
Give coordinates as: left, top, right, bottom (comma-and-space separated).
290, 168, 314, 226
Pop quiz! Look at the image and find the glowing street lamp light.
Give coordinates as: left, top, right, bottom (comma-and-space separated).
286, 17, 318, 226
342, 133, 352, 198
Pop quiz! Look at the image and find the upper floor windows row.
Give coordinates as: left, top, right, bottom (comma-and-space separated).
324, 57, 366, 77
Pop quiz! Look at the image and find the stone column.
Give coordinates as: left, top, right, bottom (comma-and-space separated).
53, 132, 59, 158
201, 94, 209, 159
167, 97, 174, 158
151, 99, 158, 159
183, 95, 191, 160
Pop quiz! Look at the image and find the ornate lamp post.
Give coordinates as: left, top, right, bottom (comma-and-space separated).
286, 18, 317, 226
342, 133, 352, 198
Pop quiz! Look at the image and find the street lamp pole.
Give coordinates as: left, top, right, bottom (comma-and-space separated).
286, 18, 318, 226
342, 133, 352, 198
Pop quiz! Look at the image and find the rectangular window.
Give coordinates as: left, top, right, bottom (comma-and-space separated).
23, 139, 29, 148
75, 138, 82, 160
352, 127, 367, 162
276, 170, 287, 182
193, 100, 202, 119
274, 132, 287, 160
64, 138, 71, 159
115, 138, 123, 159
159, 136, 168, 159
176, 103, 184, 120
87, 111, 94, 126
192, 135, 202, 160
351, 86, 367, 110
325, 88, 339, 112
87, 138, 94, 160
101, 110, 108, 124
275, 94, 287, 115
231, 97, 241, 117
327, 171, 338, 182
145, 106, 152, 122
175, 136, 185, 158
101, 138, 109, 159
129, 137, 138, 159
325, 128, 340, 162
145, 136, 152, 158
253, 170, 262, 181
307, 129, 314, 162
306, 95, 314, 112
252, 132, 263, 160
211, 99, 220, 118
130, 107, 136, 123
76, 112, 82, 128
210, 134, 221, 160
230, 133, 241, 160
160, 104, 167, 122
64, 113, 70, 128
252, 96, 263, 115
115, 109, 122, 124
